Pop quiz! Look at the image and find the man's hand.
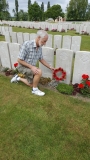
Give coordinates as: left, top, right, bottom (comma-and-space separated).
49, 66, 55, 71
31, 66, 39, 75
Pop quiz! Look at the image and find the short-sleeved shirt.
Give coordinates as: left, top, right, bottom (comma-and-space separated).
18, 40, 43, 66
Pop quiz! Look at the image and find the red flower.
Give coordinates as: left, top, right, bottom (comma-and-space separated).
82, 74, 89, 79
86, 80, 90, 87
78, 83, 84, 88
14, 63, 18, 68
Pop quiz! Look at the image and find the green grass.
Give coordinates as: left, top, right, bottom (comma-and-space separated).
0, 75, 90, 160
0, 26, 90, 160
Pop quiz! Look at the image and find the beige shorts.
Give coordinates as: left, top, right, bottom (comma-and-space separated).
17, 65, 34, 83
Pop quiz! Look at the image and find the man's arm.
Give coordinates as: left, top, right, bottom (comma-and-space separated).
17, 58, 33, 69
18, 58, 40, 75
39, 59, 54, 70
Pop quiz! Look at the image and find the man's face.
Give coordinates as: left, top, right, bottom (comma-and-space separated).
38, 35, 48, 47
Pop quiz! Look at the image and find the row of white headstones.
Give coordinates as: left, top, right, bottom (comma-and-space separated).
0, 21, 90, 35
0, 25, 81, 53
0, 41, 90, 85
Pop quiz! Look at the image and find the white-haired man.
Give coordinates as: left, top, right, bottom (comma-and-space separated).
11, 30, 54, 96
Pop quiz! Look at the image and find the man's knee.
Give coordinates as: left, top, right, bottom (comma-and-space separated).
38, 68, 42, 76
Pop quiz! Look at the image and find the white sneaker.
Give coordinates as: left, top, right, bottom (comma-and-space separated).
11, 75, 19, 83
32, 88, 45, 96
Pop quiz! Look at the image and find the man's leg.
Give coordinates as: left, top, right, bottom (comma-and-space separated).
16, 68, 45, 96
19, 68, 42, 88
19, 78, 33, 87
33, 69, 42, 88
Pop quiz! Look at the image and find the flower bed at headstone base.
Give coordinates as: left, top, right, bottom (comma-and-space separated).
51, 29, 57, 32
81, 31, 89, 35
0, 65, 90, 99
61, 29, 65, 32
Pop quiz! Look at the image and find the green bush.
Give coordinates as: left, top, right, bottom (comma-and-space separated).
56, 83, 74, 95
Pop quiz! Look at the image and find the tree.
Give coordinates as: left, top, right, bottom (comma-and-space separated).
41, 2, 44, 12
28, 2, 42, 21
66, 0, 88, 21
15, 0, 19, 20
28, 0, 31, 20
0, 0, 10, 20
47, 1, 50, 10
45, 4, 64, 20
18, 10, 28, 21
3, 10, 11, 20
86, 3, 90, 20
41, 2, 44, 21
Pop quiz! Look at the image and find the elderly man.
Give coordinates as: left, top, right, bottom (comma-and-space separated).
11, 30, 54, 96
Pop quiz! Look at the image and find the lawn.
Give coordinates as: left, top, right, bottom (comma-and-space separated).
0, 26, 90, 160
0, 74, 90, 160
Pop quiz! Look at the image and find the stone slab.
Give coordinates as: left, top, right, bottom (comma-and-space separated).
54, 35, 62, 50
8, 43, 20, 69
0, 41, 11, 68
71, 36, 81, 54
62, 35, 72, 49
39, 47, 54, 79
55, 48, 74, 84
72, 51, 90, 84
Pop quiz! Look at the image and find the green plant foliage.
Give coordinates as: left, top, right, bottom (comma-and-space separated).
81, 87, 90, 97
66, 0, 88, 21
56, 83, 74, 95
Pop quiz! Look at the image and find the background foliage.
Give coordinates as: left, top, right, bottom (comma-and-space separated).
0, 0, 90, 21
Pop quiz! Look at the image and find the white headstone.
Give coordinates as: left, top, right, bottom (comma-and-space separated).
62, 35, 72, 49
79, 25, 84, 34
9, 26, 12, 36
11, 32, 18, 43
72, 51, 90, 84
30, 33, 36, 40
55, 49, 74, 84
87, 25, 90, 35
39, 47, 54, 79
54, 35, 62, 50
8, 43, 20, 69
71, 36, 81, 54
0, 41, 11, 68
62, 24, 67, 32
1, 26, 5, 35
45, 34, 53, 48
75, 24, 80, 33
23, 33, 30, 42
5, 31, 11, 42
0, 57, 2, 66
17, 32, 24, 45
57, 24, 62, 32
83, 25, 87, 32
4, 26, 9, 31
0, 26, 2, 34
40, 23, 46, 30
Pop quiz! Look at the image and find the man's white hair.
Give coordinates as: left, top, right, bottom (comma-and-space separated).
36, 30, 48, 38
